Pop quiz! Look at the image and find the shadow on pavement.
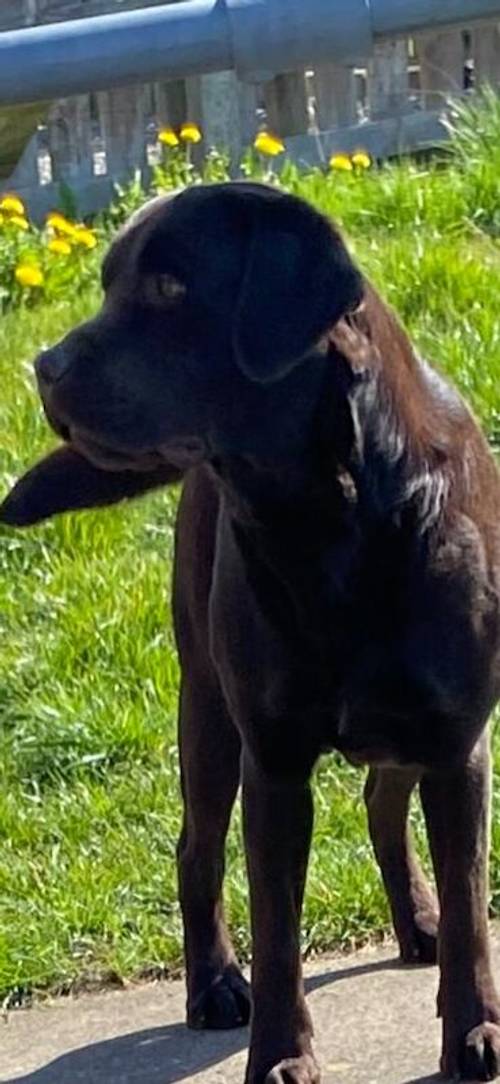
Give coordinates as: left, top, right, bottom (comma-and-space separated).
401, 1078, 441, 1084
4, 1021, 246, 1084
2, 954, 414, 1084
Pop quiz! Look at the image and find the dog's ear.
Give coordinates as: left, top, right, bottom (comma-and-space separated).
0, 446, 182, 527
233, 195, 364, 383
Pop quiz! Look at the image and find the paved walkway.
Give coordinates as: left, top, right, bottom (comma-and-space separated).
2, 936, 482, 1084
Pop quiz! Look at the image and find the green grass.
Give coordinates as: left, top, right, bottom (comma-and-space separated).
3, 109, 500, 1003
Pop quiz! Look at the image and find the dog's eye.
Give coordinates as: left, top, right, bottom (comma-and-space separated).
156, 274, 187, 304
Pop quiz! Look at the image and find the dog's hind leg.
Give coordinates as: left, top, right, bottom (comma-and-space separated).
364, 766, 439, 964
420, 733, 500, 1081
177, 669, 250, 1030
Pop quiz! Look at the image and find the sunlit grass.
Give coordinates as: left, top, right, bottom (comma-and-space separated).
3, 99, 500, 1000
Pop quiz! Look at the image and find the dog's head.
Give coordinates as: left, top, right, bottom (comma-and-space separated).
1, 182, 364, 524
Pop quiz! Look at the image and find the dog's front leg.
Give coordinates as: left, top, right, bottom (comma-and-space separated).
242, 751, 320, 1084
421, 731, 500, 1081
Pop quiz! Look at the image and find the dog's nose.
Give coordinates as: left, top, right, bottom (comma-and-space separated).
36, 347, 71, 386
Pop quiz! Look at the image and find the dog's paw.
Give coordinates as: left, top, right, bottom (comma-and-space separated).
441, 1022, 500, 1080
187, 964, 250, 1030
264, 1054, 320, 1082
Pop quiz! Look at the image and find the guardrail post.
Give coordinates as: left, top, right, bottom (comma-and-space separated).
416, 30, 465, 107
313, 64, 357, 128
368, 39, 409, 119
186, 71, 259, 167
473, 22, 500, 85
154, 79, 188, 132
263, 72, 309, 137
97, 86, 147, 178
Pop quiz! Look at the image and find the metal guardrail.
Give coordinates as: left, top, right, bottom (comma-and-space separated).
0, 0, 499, 105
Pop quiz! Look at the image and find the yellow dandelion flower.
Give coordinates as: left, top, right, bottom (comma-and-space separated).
0, 193, 25, 216
254, 131, 285, 157
48, 237, 72, 255
9, 214, 29, 231
15, 264, 44, 288
180, 122, 202, 144
330, 153, 353, 172
72, 226, 97, 249
351, 150, 371, 170
46, 212, 76, 237
159, 127, 179, 147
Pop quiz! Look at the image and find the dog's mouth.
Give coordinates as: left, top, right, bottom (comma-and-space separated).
42, 395, 206, 472
68, 428, 161, 472
52, 417, 205, 474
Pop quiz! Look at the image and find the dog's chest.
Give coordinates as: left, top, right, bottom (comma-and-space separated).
210, 518, 390, 747
210, 511, 500, 773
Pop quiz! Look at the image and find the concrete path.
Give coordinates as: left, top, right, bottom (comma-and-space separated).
2, 936, 485, 1084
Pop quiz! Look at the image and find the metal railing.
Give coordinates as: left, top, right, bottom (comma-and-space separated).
0, 0, 499, 104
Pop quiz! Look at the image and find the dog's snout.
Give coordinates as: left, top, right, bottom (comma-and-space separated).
36, 347, 71, 386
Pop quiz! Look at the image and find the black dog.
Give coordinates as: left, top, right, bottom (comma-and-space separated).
3, 182, 500, 1082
